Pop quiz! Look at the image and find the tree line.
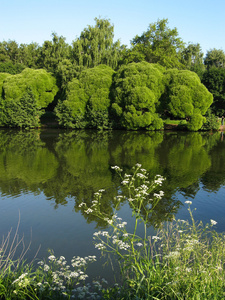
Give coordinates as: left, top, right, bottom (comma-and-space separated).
0, 17, 224, 130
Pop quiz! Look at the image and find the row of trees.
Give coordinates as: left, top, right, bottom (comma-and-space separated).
0, 18, 224, 129
54, 62, 212, 131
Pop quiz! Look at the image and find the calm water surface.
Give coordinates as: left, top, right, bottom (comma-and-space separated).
0, 129, 224, 281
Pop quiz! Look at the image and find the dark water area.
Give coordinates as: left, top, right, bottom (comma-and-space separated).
0, 129, 225, 282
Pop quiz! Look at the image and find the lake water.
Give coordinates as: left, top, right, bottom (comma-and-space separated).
0, 129, 224, 282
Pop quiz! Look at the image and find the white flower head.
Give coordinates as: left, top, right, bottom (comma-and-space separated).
152, 236, 161, 240
185, 201, 192, 205
210, 219, 217, 226
48, 255, 56, 261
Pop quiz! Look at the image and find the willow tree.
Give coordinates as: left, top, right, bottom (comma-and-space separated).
71, 18, 121, 69
0, 68, 58, 127
55, 64, 115, 129
2, 68, 58, 107
111, 62, 165, 130
161, 69, 213, 130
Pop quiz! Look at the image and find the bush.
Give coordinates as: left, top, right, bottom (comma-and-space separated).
112, 62, 165, 130
187, 110, 206, 131
161, 69, 213, 124
0, 88, 43, 128
201, 109, 220, 131
55, 65, 115, 129
2, 68, 58, 108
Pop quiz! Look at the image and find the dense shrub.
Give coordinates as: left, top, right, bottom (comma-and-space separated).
187, 109, 206, 131
201, 109, 220, 131
162, 69, 213, 118
160, 69, 213, 131
111, 62, 165, 130
0, 68, 58, 128
0, 73, 11, 99
55, 64, 115, 129
2, 68, 58, 108
0, 88, 43, 128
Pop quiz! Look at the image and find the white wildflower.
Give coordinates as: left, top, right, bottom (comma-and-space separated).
185, 201, 192, 205
70, 272, 79, 278
85, 208, 93, 214
210, 219, 217, 226
154, 193, 162, 199
48, 255, 56, 261
79, 274, 88, 280
101, 231, 109, 237
12, 273, 28, 284
135, 163, 142, 168
44, 264, 50, 271
152, 236, 161, 240
136, 173, 147, 179
165, 251, 180, 259
186, 268, 192, 272
118, 222, 127, 228
78, 202, 86, 208
95, 243, 106, 250
136, 242, 143, 247
111, 166, 123, 172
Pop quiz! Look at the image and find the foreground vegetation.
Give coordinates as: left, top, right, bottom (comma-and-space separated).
1, 165, 225, 299
0, 18, 225, 130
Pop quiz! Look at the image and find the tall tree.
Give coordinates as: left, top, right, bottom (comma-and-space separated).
181, 43, 205, 79
202, 67, 225, 115
18, 42, 40, 68
129, 19, 185, 68
204, 48, 225, 69
71, 17, 121, 69
38, 33, 70, 72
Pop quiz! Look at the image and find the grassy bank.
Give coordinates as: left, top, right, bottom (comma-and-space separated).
1, 165, 225, 299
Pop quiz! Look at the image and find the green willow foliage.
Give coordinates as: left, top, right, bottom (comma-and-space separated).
55, 62, 213, 131
1, 88, 43, 128
0, 68, 58, 128
71, 17, 121, 70
111, 62, 165, 130
161, 69, 213, 130
0, 17, 220, 130
2, 68, 58, 107
55, 64, 115, 129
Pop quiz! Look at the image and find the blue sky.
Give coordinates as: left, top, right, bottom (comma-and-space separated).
0, 0, 224, 56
